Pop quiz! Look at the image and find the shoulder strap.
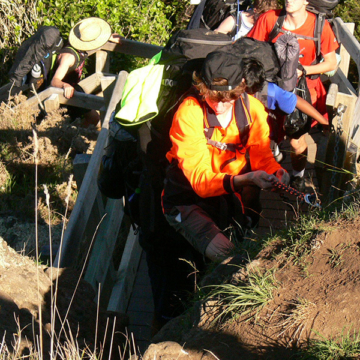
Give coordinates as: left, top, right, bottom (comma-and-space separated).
314, 13, 326, 58
204, 94, 251, 151
268, 8, 286, 42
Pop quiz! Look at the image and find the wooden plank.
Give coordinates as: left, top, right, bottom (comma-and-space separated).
333, 18, 360, 82
100, 75, 117, 104
56, 90, 106, 111
44, 93, 60, 113
84, 198, 125, 290
96, 50, 110, 73
322, 92, 357, 202
78, 73, 101, 94
330, 68, 356, 96
339, 23, 355, 78
350, 97, 360, 146
24, 87, 106, 111
54, 71, 128, 267
107, 230, 142, 313
101, 38, 163, 59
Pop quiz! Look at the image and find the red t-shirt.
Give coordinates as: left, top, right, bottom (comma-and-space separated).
248, 10, 338, 68
248, 9, 339, 117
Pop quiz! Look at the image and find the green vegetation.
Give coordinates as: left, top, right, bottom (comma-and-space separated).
0, 0, 192, 84
296, 328, 360, 359
206, 267, 278, 324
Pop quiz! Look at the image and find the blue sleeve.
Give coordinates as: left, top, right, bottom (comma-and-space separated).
267, 82, 297, 114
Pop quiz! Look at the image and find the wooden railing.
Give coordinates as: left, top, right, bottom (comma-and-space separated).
318, 18, 360, 201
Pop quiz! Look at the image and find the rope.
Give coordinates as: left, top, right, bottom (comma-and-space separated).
270, 178, 322, 209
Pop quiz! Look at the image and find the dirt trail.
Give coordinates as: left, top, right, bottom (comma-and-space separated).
143, 215, 360, 359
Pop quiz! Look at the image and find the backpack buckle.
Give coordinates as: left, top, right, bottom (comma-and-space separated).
214, 141, 227, 151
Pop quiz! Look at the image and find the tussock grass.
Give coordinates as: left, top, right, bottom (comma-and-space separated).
273, 298, 317, 345
297, 327, 360, 360
206, 267, 278, 324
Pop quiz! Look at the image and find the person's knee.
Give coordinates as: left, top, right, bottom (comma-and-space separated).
290, 136, 307, 155
205, 233, 234, 261
164, 205, 221, 256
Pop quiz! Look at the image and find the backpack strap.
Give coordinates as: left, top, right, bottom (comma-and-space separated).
269, 8, 325, 79
268, 8, 286, 42
203, 94, 251, 171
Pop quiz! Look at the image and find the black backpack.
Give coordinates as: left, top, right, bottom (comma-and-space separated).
268, 0, 340, 63
232, 35, 299, 92
8, 26, 63, 87
98, 29, 233, 224
283, 73, 312, 138
232, 37, 280, 83
141, 28, 234, 163
187, 0, 252, 32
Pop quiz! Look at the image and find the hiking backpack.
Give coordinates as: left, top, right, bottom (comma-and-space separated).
187, 0, 252, 33
268, 0, 340, 64
232, 35, 299, 93
8, 26, 63, 87
99, 29, 234, 210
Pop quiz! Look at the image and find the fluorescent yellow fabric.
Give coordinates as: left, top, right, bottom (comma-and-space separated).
115, 52, 164, 126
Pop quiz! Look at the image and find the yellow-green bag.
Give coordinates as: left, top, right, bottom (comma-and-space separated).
115, 52, 164, 126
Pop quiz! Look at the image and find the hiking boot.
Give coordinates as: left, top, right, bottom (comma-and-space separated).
290, 175, 305, 193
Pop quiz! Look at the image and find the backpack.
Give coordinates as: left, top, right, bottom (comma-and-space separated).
99, 29, 234, 227
115, 29, 233, 161
283, 73, 312, 138
8, 26, 63, 87
187, 0, 252, 32
232, 35, 299, 92
268, 0, 340, 63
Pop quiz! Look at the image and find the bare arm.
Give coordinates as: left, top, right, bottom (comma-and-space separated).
296, 95, 328, 125
216, 15, 236, 34
298, 51, 338, 77
109, 33, 122, 44
50, 53, 76, 99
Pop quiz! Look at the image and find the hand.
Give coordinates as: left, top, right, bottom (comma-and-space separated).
109, 33, 121, 44
275, 168, 290, 185
62, 83, 75, 99
250, 171, 278, 190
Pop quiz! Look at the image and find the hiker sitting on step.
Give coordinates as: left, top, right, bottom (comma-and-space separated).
162, 51, 290, 262
51, 17, 120, 127
216, 0, 278, 39
247, 0, 339, 192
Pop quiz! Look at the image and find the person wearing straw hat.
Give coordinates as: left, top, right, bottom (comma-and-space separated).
50, 17, 120, 125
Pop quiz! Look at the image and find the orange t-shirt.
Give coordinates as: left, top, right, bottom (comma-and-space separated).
166, 96, 282, 199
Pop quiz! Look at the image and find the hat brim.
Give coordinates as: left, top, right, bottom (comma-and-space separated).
69, 17, 111, 51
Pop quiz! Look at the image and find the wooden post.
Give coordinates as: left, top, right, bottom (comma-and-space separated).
54, 71, 128, 268
339, 23, 355, 78
107, 231, 142, 313
44, 93, 60, 113
96, 50, 110, 74
84, 198, 125, 292
322, 92, 357, 203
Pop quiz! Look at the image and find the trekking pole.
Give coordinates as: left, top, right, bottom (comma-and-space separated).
270, 178, 322, 209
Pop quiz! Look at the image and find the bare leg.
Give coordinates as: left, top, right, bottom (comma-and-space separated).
205, 233, 234, 261
290, 135, 308, 173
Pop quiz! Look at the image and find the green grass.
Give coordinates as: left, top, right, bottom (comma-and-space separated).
205, 266, 278, 324
295, 328, 360, 359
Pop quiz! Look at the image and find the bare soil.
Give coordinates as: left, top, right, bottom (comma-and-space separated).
0, 96, 130, 356
144, 216, 360, 359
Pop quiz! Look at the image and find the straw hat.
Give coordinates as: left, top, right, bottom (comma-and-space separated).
69, 17, 111, 51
